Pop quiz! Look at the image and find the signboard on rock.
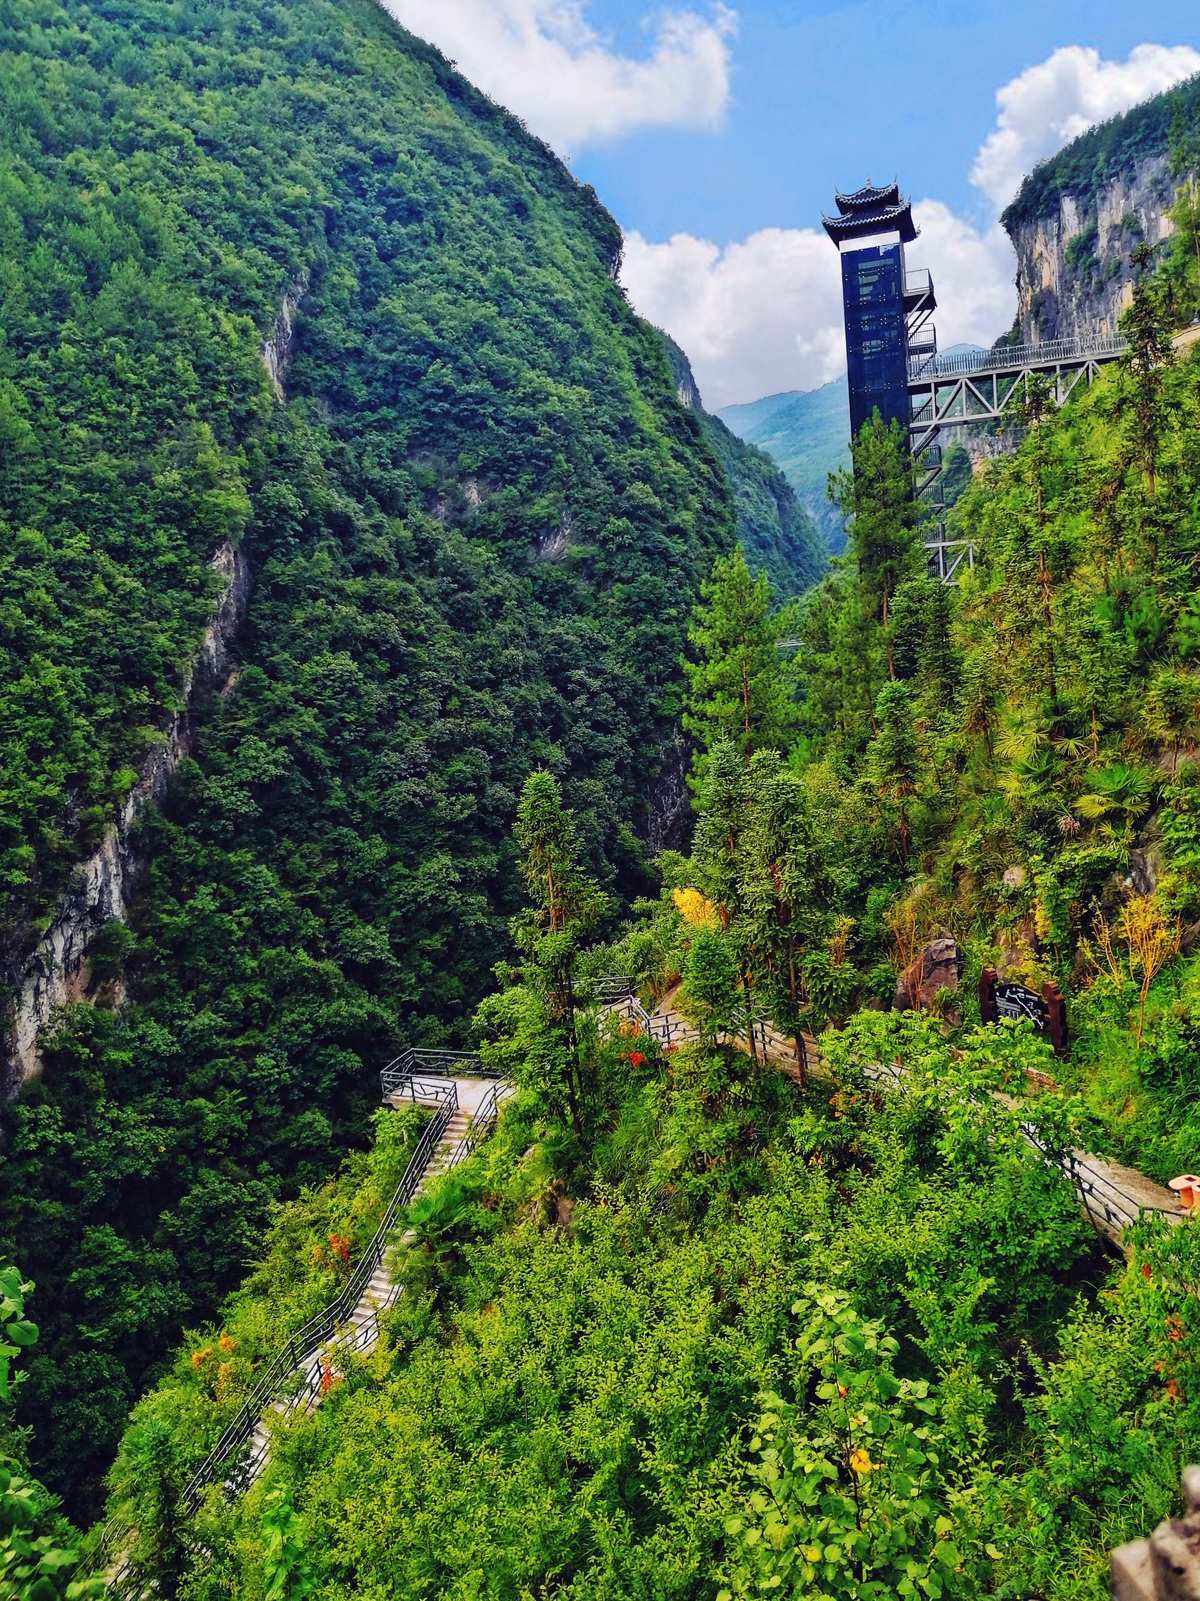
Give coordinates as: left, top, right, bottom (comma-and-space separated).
979, 967, 1068, 1056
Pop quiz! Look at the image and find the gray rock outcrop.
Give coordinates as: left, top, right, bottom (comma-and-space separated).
5, 543, 250, 1093
1006, 152, 1177, 348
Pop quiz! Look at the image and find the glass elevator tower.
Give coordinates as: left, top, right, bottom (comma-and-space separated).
822, 182, 930, 437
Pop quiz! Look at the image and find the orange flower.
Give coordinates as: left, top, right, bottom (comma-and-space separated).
191, 1345, 212, 1369
218, 1333, 237, 1354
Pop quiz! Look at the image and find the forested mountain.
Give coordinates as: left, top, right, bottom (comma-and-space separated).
7, 3, 1200, 1597
98, 257, 1200, 1597
0, 0, 796, 1520
661, 336, 826, 594
719, 378, 851, 552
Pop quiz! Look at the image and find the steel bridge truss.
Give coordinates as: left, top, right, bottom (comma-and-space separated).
906, 335, 1126, 583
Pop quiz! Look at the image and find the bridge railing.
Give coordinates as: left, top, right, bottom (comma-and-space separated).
909, 331, 1127, 382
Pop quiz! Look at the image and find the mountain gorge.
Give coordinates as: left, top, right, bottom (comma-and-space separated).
0, 0, 797, 1520
719, 377, 851, 553
5, 7, 1200, 1600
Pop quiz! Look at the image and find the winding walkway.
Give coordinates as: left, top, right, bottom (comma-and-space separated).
90, 1056, 511, 1597
606, 983, 1181, 1247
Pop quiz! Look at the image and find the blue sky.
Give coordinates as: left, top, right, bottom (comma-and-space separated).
385, 2, 1199, 405
569, 0, 1200, 245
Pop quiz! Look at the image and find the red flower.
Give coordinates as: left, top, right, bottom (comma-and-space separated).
628, 1051, 646, 1067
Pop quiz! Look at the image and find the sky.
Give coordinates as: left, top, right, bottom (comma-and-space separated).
380, 1, 1200, 409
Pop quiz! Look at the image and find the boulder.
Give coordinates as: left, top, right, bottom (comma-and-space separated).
893, 937, 964, 1012
1111, 1466, 1200, 1599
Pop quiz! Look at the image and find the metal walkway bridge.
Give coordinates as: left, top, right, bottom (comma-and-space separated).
909, 330, 1128, 582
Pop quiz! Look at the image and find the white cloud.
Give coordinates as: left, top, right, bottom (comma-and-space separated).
972, 43, 1200, 211
626, 41, 1200, 406
622, 226, 842, 410
622, 204, 1015, 410
376, 0, 736, 152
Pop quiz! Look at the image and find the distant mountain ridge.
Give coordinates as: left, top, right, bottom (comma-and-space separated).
718, 377, 851, 553
660, 336, 828, 594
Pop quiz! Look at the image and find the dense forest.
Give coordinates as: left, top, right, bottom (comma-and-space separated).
5, 2, 1200, 1598
34, 149, 1200, 1599
0, 0, 799, 1530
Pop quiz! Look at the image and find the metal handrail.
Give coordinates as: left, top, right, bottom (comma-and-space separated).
86, 1057, 517, 1594
909, 331, 1127, 381
179, 1082, 460, 1511
380, 1047, 499, 1095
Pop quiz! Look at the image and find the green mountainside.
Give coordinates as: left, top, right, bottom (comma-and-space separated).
0, 0, 782, 1520
96, 273, 1200, 1597
1003, 71, 1200, 233
719, 378, 851, 552
7, 4, 1200, 1598
661, 336, 826, 594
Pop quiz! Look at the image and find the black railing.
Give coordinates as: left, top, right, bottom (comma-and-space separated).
180, 1079, 459, 1511
82, 1056, 517, 1595
380, 1046, 498, 1095
909, 331, 1126, 381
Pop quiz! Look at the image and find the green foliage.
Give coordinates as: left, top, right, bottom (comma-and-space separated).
1002, 72, 1200, 231
658, 334, 826, 594
721, 1289, 987, 1600
0, 1265, 101, 1600
682, 547, 799, 768
0, 0, 739, 1515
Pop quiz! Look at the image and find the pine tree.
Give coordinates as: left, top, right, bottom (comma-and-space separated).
682, 547, 797, 772
830, 413, 923, 674
1121, 243, 1174, 507
739, 750, 826, 1085
690, 739, 759, 1062
509, 770, 606, 1136
866, 681, 919, 863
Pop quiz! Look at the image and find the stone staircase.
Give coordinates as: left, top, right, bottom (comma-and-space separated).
238, 1089, 477, 1485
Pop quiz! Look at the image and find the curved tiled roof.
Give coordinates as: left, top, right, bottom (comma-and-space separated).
834, 180, 901, 213
822, 199, 917, 244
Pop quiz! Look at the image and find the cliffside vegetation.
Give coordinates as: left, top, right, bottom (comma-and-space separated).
1002, 71, 1200, 233
8, 1, 1200, 1594
719, 378, 852, 554
82, 253, 1200, 1599
0, 0, 787, 1522
660, 337, 827, 596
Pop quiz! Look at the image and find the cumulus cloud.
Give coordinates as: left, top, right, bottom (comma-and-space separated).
377, 0, 736, 152
972, 43, 1200, 211
622, 226, 842, 410
626, 42, 1200, 406
623, 204, 1015, 411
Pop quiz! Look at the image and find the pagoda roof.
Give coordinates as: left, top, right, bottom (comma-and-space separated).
822, 195, 917, 246
833, 181, 901, 215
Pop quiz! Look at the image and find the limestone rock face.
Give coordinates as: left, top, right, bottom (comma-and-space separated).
1112, 1466, 1200, 1600
5, 543, 250, 1093
261, 273, 309, 401
894, 937, 964, 1012
1006, 152, 1176, 348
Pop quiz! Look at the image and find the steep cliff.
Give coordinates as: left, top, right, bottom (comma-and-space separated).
1002, 73, 1199, 344
0, 0, 736, 1516
718, 378, 851, 554
659, 335, 826, 595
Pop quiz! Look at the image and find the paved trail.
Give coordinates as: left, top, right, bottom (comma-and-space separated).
611, 989, 1180, 1246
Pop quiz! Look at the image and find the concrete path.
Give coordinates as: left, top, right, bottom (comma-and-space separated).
240, 1075, 497, 1487
608, 989, 1180, 1246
